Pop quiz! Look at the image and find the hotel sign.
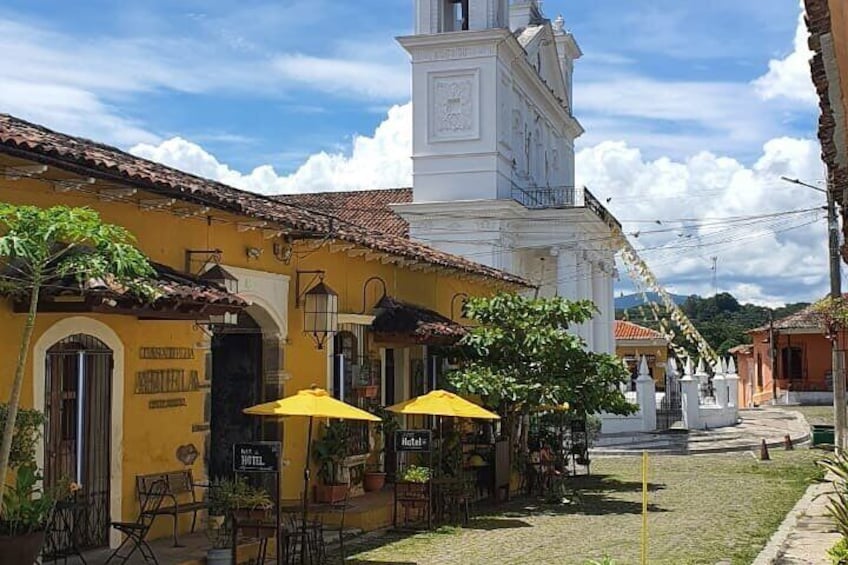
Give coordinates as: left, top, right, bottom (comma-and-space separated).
233, 442, 281, 473
394, 430, 432, 453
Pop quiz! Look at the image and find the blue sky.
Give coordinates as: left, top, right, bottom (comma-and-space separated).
0, 0, 828, 304
0, 0, 808, 168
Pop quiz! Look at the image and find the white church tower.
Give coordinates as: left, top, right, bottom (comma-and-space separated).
394, 0, 619, 353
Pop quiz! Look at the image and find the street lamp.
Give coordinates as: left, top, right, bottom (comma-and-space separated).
303, 276, 338, 350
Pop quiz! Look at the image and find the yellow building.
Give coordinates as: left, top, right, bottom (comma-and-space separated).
614, 320, 670, 389
0, 113, 530, 549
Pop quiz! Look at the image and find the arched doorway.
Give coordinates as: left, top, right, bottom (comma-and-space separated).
44, 334, 113, 550
210, 310, 281, 481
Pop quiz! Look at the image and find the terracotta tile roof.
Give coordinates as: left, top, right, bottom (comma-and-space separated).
749, 301, 830, 333
614, 320, 665, 341
0, 113, 530, 288
805, 0, 848, 257
276, 188, 412, 237
25, 259, 246, 315
728, 344, 753, 355
371, 295, 467, 344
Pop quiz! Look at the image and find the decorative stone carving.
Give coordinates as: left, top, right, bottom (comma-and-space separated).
429, 71, 479, 141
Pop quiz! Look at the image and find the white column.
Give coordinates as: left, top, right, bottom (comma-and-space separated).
556, 247, 578, 301
712, 359, 728, 408
636, 355, 657, 432
575, 251, 593, 349
591, 263, 606, 354
679, 358, 701, 430
606, 263, 616, 354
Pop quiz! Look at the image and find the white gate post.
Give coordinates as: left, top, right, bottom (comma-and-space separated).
696, 358, 709, 400
636, 355, 656, 432
725, 356, 740, 410
679, 357, 701, 430
713, 358, 728, 408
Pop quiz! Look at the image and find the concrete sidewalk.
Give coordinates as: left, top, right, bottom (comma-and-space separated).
592, 407, 810, 455
753, 475, 841, 564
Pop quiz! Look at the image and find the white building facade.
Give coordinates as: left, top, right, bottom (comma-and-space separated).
394, 0, 619, 354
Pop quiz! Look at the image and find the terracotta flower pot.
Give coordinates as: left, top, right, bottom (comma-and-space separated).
0, 530, 46, 564
363, 472, 386, 492
315, 484, 347, 503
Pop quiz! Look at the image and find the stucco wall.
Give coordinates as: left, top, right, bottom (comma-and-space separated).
0, 170, 508, 541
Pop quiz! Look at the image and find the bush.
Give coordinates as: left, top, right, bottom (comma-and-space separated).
0, 405, 44, 468
828, 537, 848, 564
818, 450, 848, 539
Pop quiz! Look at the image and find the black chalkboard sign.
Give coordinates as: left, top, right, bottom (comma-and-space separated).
233, 442, 281, 473
394, 430, 432, 452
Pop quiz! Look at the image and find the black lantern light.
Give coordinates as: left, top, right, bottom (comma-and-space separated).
303, 275, 338, 349
200, 264, 239, 294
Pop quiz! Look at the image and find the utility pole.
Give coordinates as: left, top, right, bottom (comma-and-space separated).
782, 176, 844, 448
769, 311, 777, 404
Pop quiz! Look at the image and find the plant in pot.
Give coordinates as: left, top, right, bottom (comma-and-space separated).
396, 465, 431, 500
0, 406, 65, 563
363, 405, 400, 492
312, 420, 350, 503
204, 477, 272, 565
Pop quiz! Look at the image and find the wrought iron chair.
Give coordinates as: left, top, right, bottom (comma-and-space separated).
105, 479, 168, 564
315, 481, 351, 564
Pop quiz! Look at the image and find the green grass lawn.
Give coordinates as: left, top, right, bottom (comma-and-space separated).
344, 450, 824, 565
786, 405, 834, 426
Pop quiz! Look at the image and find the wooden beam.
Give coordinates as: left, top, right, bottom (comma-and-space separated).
174, 206, 211, 218
237, 221, 268, 232
139, 198, 176, 210
53, 177, 96, 192
2, 164, 47, 180
98, 188, 137, 201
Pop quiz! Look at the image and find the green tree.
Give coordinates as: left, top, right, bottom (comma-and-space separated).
448, 293, 635, 460
0, 203, 154, 507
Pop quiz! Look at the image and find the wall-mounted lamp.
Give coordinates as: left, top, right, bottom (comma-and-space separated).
305, 278, 338, 350
358, 276, 387, 314
184, 248, 223, 275
200, 264, 240, 295
246, 246, 263, 261
272, 237, 293, 264
451, 292, 469, 321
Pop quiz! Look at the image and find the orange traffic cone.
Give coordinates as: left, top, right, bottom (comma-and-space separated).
784, 435, 794, 450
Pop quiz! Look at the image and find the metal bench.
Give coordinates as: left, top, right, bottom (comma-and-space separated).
136, 470, 208, 546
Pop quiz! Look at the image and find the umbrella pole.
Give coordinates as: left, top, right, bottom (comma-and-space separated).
302, 416, 314, 564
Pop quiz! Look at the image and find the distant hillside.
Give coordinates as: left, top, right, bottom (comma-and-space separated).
616, 292, 811, 356
615, 292, 688, 310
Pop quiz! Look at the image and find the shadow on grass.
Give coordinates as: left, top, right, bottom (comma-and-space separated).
462, 517, 533, 530
567, 474, 666, 493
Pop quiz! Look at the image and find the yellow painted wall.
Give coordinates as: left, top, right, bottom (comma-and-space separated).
0, 166, 507, 539
615, 342, 669, 385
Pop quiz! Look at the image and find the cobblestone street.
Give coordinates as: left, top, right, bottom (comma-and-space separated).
341, 450, 822, 565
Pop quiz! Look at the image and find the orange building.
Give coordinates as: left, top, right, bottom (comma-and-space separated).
732, 304, 833, 407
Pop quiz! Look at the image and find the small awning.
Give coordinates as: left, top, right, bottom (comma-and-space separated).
12, 261, 247, 320
370, 295, 466, 345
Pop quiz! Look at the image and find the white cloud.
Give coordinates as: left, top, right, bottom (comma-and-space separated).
130, 103, 413, 194
271, 53, 409, 101
752, 2, 816, 104
576, 136, 827, 304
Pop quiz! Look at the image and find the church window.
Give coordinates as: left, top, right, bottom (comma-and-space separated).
442, 0, 469, 32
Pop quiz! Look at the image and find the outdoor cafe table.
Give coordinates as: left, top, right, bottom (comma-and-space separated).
231, 503, 335, 565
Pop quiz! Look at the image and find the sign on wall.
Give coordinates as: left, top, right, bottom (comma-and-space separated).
233, 442, 281, 473
394, 430, 432, 453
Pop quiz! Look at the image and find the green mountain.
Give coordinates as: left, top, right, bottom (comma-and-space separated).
614, 292, 688, 310
616, 292, 811, 356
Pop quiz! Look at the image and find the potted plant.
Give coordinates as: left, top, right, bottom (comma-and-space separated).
312, 420, 350, 503
204, 478, 272, 565
0, 405, 61, 563
363, 405, 399, 492
396, 465, 431, 500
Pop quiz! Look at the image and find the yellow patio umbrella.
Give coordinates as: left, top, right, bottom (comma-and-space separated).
243, 386, 379, 546
386, 389, 500, 420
